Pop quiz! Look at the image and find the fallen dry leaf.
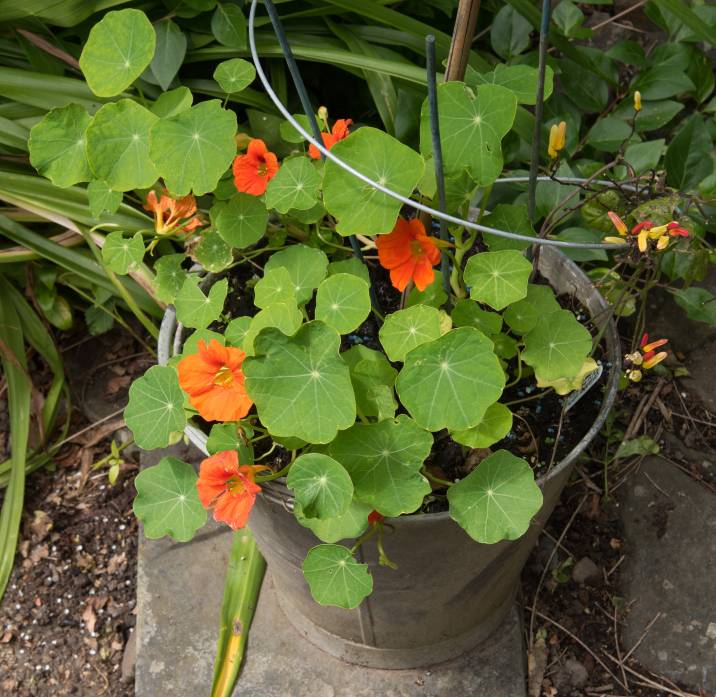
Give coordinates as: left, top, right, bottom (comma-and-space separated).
82, 603, 97, 634
528, 636, 549, 697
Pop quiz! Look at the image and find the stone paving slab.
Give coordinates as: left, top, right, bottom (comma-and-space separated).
135, 444, 527, 697
619, 456, 716, 693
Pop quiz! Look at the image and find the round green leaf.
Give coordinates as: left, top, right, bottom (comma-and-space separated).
342, 345, 398, 421
451, 402, 513, 448
193, 230, 233, 272
287, 453, 354, 520
396, 327, 505, 432
315, 273, 371, 335
265, 156, 321, 213
328, 415, 432, 517
211, 2, 247, 49
87, 180, 122, 218
150, 99, 237, 195
102, 231, 144, 274
420, 83, 517, 186
212, 193, 268, 249
213, 58, 256, 93
225, 316, 252, 348
464, 250, 532, 310
447, 450, 542, 544
482, 203, 536, 252
263, 244, 328, 305
79, 8, 156, 97
124, 365, 187, 449
378, 305, 443, 362
302, 544, 373, 609
29, 104, 92, 187
152, 86, 193, 118
153, 253, 185, 304
294, 499, 371, 543
150, 19, 187, 92
174, 276, 228, 329
451, 299, 502, 335
86, 99, 159, 191
522, 309, 592, 381
133, 457, 207, 542
253, 267, 296, 309
327, 257, 370, 284
323, 127, 425, 236
243, 321, 356, 444
242, 302, 303, 356
503, 284, 561, 334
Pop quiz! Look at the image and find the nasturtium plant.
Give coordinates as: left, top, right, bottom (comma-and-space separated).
212, 193, 268, 249
150, 100, 237, 195
328, 416, 432, 517
70, 1, 690, 617
102, 231, 144, 274
265, 156, 321, 213
286, 453, 353, 519
214, 58, 256, 94
314, 273, 371, 334
263, 244, 329, 305
133, 457, 207, 542
420, 82, 517, 186
28, 104, 92, 187
396, 327, 505, 431
464, 250, 532, 310
323, 127, 424, 236
243, 322, 356, 443
174, 276, 228, 329
80, 9, 156, 97
451, 402, 514, 449
302, 544, 373, 609
86, 99, 159, 191
522, 309, 593, 381
378, 304, 444, 362
124, 366, 186, 450
447, 450, 543, 544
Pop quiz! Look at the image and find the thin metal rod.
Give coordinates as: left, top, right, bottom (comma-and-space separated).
261, 0, 376, 305
248, 0, 626, 251
426, 35, 450, 298
528, 0, 552, 223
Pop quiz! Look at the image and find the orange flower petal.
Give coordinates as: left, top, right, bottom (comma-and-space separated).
412, 259, 436, 292
212, 488, 257, 530
197, 451, 239, 507
389, 260, 417, 292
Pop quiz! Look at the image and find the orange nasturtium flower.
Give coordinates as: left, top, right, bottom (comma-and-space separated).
308, 118, 353, 159
605, 212, 689, 252
197, 450, 266, 530
143, 190, 203, 235
177, 339, 253, 422
232, 138, 279, 196
376, 217, 442, 292
625, 333, 668, 382
548, 120, 567, 159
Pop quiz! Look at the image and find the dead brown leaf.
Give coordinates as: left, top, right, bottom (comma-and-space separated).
29, 509, 53, 542
528, 636, 549, 697
81, 603, 97, 634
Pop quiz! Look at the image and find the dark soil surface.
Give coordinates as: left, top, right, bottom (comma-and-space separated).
0, 332, 147, 697
521, 370, 716, 697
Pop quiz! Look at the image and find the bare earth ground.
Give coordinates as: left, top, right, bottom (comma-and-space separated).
0, 334, 714, 696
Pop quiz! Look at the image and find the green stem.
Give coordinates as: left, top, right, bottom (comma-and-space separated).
421, 467, 453, 488
504, 389, 552, 407
255, 450, 297, 482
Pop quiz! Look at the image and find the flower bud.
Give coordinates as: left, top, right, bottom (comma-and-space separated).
633, 91, 642, 112
548, 121, 567, 159
317, 106, 329, 122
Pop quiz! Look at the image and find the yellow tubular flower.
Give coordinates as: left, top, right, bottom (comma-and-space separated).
637, 228, 650, 252
634, 91, 642, 112
607, 211, 627, 236
627, 369, 643, 382
642, 351, 667, 370
548, 121, 567, 158
656, 235, 669, 250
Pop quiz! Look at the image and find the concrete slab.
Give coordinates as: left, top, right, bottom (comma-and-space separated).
135, 444, 527, 697
619, 456, 716, 693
